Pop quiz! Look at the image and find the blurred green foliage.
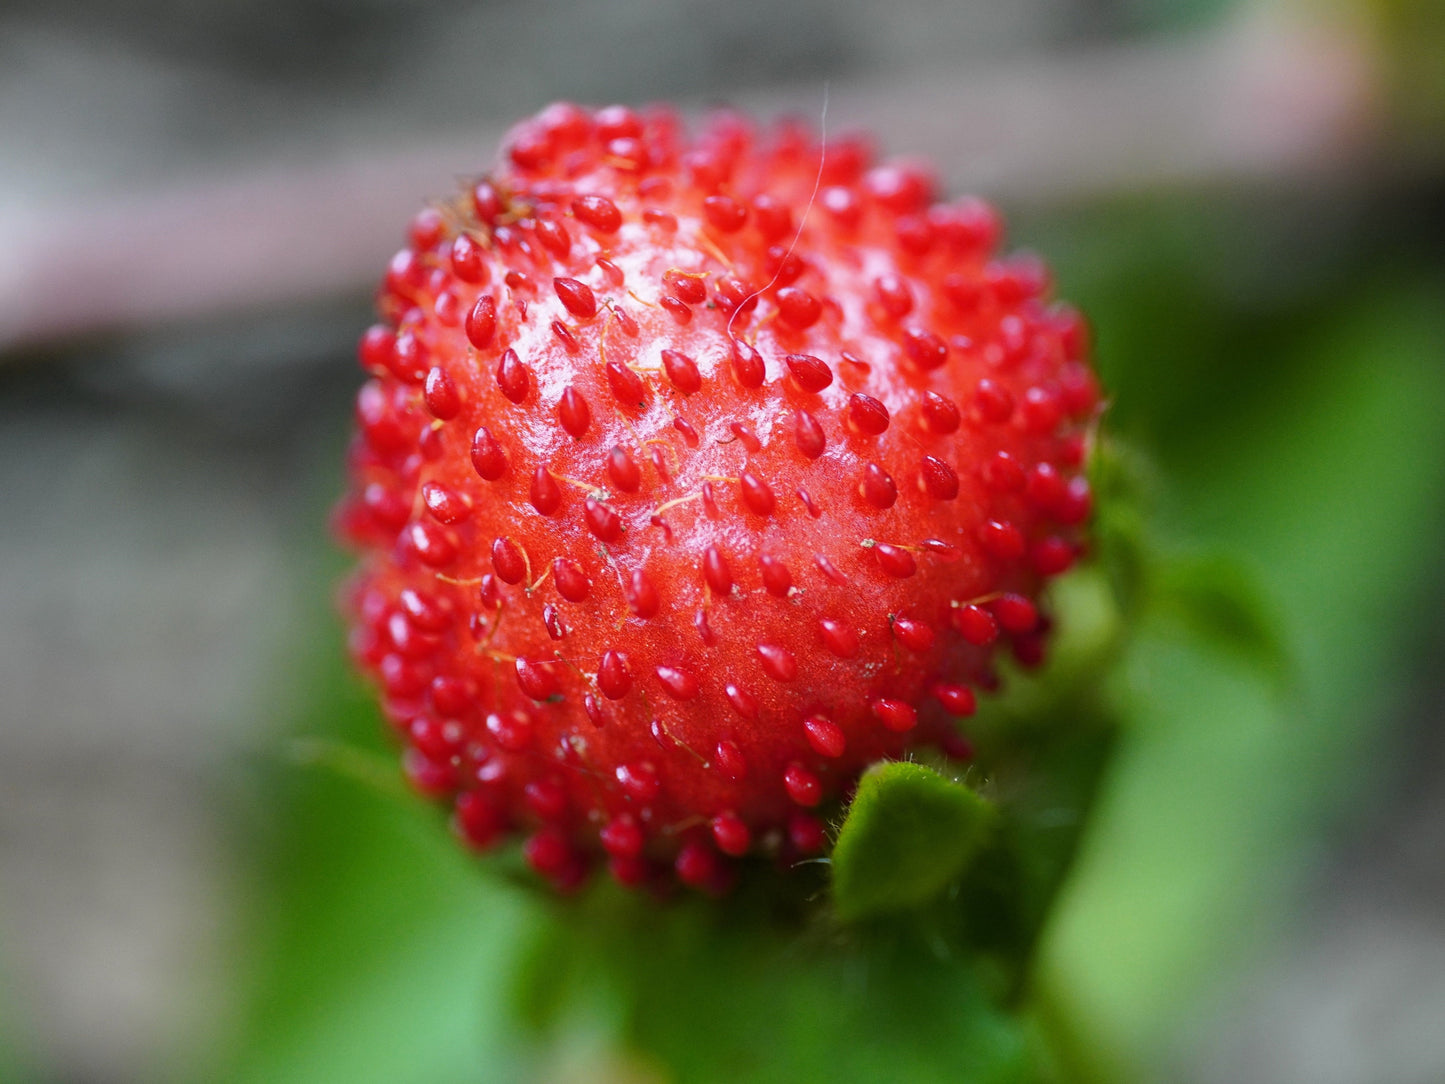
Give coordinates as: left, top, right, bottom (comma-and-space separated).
1373, 0, 1445, 137
201, 186, 1445, 1083
1032, 195, 1445, 1074
0, 950, 38, 1084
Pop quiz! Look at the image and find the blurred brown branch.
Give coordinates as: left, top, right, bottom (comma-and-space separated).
0, 16, 1378, 352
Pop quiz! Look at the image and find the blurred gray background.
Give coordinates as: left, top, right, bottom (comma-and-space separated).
1, 1, 1442, 1081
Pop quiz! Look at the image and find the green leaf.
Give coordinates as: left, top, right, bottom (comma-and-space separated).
1088, 437, 1158, 620
1040, 281, 1445, 1075
205, 620, 539, 1084
509, 888, 1034, 1084
0, 941, 41, 1084
1154, 552, 1290, 681
832, 762, 995, 922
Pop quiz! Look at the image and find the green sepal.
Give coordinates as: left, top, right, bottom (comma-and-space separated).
831, 761, 996, 923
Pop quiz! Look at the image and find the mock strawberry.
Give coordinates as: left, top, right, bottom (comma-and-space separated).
335, 102, 1100, 892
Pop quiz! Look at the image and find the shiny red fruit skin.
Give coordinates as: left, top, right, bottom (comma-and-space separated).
337, 102, 1100, 891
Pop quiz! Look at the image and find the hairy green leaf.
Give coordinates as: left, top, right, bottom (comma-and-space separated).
832, 762, 995, 922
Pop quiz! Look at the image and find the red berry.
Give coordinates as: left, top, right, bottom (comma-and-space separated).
553, 277, 597, 319
776, 288, 822, 330
675, 840, 723, 891
572, 194, 622, 233
783, 763, 823, 807
846, 394, 890, 436
703, 194, 748, 233
803, 715, 846, 758
953, 604, 998, 646
788, 812, 827, 855
465, 295, 497, 350
600, 814, 643, 858
423, 367, 462, 420
711, 812, 751, 856
557, 386, 591, 439
994, 593, 1039, 634
337, 103, 1099, 889
659, 348, 700, 394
